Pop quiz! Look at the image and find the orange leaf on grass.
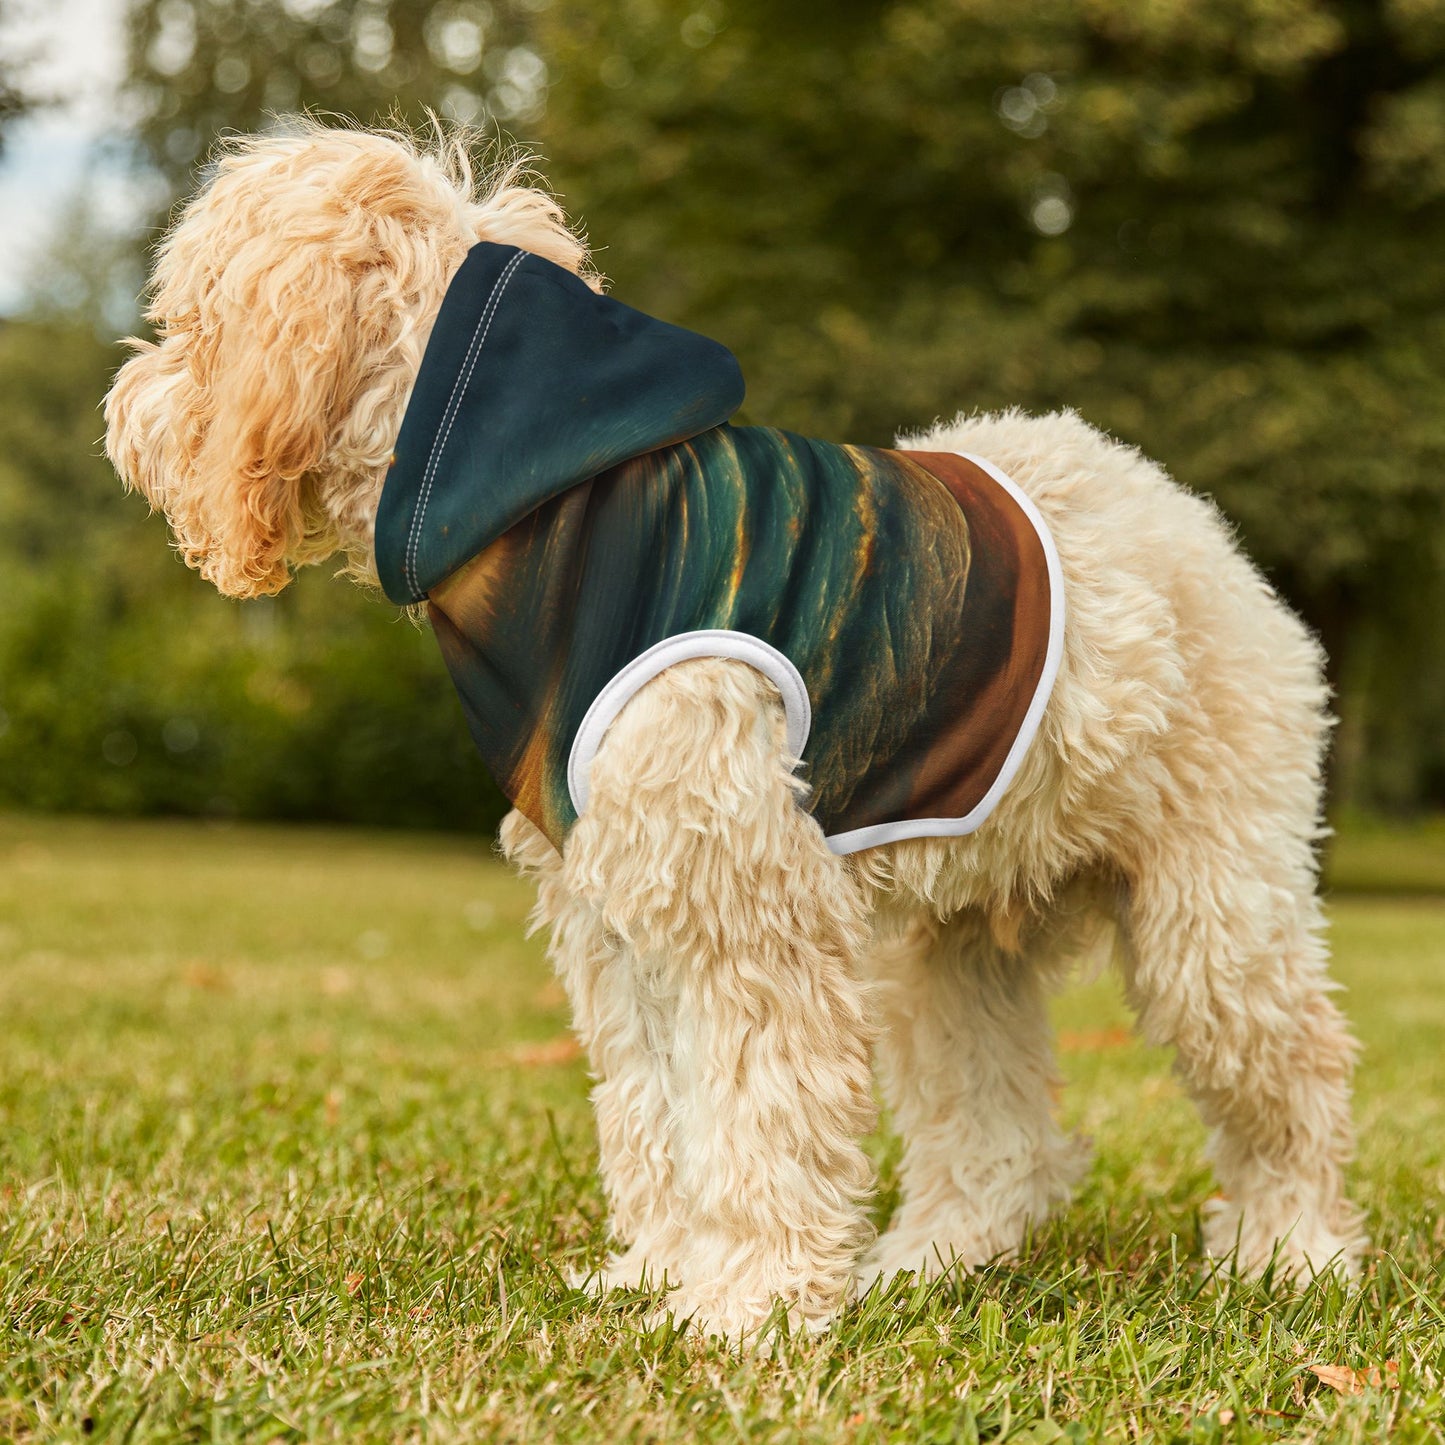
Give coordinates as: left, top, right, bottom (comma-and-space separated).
1057, 1027, 1133, 1052
181, 961, 229, 992
1309, 1362, 1399, 1395
507, 1036, 584, 1067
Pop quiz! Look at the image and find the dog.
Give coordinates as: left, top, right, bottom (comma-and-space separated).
105, 122, 1365, 1342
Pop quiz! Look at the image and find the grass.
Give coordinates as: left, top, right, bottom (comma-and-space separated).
1, 812, 1443, 1443
1324, 813, 1445, 897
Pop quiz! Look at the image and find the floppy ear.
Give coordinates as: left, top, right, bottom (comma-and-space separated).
105, 124, 598, 599
105, 239, 358, 599
105, 334, 193, 519
183, 244, 355, 597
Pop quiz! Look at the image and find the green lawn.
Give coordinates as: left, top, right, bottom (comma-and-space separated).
2, 813, 1443, 1443
1325, 813, 1445, 897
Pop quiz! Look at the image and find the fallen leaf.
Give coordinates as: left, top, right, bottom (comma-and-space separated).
1057, 1027, 1133, 1052
503, 1037, 584, 1067
1309, 1361, 1399, 1395
534, 980, 567, 1009
10, 843, 54, 871
344, 1273, 364, 1296
181, 962, 229, 992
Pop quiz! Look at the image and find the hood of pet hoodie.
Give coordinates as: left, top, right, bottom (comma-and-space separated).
375, 242, 746, 604
376, 242, 1063, 855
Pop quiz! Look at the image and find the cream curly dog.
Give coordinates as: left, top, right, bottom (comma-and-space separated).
105, 124, 1364, 1342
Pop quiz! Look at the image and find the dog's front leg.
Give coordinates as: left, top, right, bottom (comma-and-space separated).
564, 658, 878, 1343
501, 808, 686, 1290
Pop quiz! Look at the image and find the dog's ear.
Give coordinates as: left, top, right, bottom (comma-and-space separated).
106, 233, 368, 599
105, 132, 417, 600
181, 242, 351, 598
105, 333, 194, 529
105, 127, 597, 598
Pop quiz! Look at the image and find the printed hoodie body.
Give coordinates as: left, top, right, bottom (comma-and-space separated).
375, 243, 1063, 854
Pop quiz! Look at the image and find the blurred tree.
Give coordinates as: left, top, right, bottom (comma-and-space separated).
0, 0, 37, 151
123, 0, 550, 193
0, 316, 509, 829
1, 0, 554, 831
9, 0, 1436, 820
0, 316, 141, 576
535, 0, 1445, 808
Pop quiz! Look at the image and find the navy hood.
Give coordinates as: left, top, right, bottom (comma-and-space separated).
374, 242, 746, 604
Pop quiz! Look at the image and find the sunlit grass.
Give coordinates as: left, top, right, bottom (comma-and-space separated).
1325, 812, 1445, 896
2, 813, 1442, 1442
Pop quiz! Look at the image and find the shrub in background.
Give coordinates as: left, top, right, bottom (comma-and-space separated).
0, 566, 508, 833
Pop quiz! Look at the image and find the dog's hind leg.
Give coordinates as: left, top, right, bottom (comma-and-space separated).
1103, 573, 1365, 1280
563, 657, 878, 1341
859, 909, 1089, 1288
1120, 835, 1364, 1279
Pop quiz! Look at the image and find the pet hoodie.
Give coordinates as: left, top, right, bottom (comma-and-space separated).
374, 242, 1063, 855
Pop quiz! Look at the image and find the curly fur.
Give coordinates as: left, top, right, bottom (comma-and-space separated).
105, 119, 593, 597
105, 122, 1365, 1344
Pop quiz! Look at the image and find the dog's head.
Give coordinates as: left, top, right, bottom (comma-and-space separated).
105, 122, 591, 597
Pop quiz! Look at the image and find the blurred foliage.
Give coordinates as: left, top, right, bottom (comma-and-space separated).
0, 317, 508, 829
125, 0, 550, 189
2, 0, 1443, 825
532, 0, 1445, 808
0, 0, 37, 152
539, 5, 1444, 596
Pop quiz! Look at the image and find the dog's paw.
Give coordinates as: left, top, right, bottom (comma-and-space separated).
1202, 1196, 1367, 1282
856, 1233, 995, 1296
860, 1133, 1092, 1295
570, 1245, 675, 1296
860, 1199, 1052, 1290
645, 1287, 836, 1350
